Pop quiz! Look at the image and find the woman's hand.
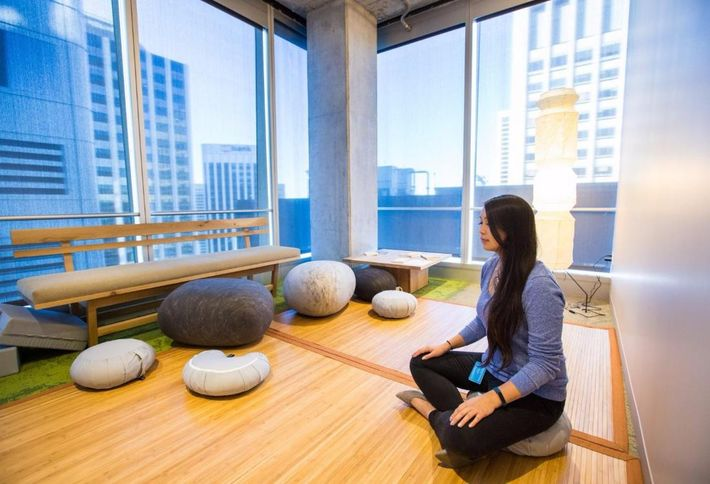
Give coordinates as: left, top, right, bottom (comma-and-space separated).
449, 392, 500, 428
412, 342, 450, 360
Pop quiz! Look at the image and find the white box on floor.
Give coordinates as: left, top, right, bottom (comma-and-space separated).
0, 344, 20, 377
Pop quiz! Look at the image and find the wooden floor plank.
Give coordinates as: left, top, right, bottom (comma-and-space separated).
0, 335, 632, 483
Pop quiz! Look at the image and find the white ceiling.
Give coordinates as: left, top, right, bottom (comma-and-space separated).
275, 0, 443, 23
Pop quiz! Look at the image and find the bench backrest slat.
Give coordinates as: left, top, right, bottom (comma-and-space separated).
11, 217, 267, 244
11, 217, 270, 272
14, 228, 269, 259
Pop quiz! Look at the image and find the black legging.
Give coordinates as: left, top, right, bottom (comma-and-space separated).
410, 351, 564, 461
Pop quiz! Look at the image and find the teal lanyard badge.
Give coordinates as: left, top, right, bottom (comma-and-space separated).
468, 361, 486, 384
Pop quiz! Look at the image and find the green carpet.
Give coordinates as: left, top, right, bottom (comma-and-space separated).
0, 277, 470, 406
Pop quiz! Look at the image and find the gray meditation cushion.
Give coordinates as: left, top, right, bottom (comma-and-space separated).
354, 267, 397, 302
283, 261, 355, 317
70, 338, 155, 390
158, 278, 274, 347
467, 391, 572, 456
506, 412, 572, 456
183, 350, 270, 396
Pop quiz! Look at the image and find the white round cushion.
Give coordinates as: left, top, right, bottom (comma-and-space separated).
70, 339, 156, 390
283, 261, 356, 317
372, 289, 417, 319
506, 412, 572, 456
183, 350, 270, 397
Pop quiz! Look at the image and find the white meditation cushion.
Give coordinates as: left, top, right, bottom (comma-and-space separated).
506, 412, 572, 456
183, 350, 270, 397
372, 288, 417, 319
70, 339, 156, 390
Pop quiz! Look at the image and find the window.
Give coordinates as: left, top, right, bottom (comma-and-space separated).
552, 0, 571, 44
551, 55, 567, 68
603, 0, 624, 32
601, 43, 620, 58
275, 22, 310, 254
137, 0, 269, 232
0, 1, 135, 301
575, 50, 592, 63
472, 0, 628, 270
575, 72, 592, 84
600, 67, 619, 79
378, 28, 465, 256
529, 5, 545, 49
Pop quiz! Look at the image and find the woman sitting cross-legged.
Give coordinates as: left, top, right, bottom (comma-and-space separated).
397, 194, 568, 468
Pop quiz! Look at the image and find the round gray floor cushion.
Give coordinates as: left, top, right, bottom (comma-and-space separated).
283, 261, 356, 317
158, 278, 274, 346
183, 350, 270, 396
70, 338, 156, 389
372, 289, 417, 319
354, 267, 397, 302
506, 412, 572, 456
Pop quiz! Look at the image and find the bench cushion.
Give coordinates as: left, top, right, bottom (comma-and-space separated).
17, 245, 300, 306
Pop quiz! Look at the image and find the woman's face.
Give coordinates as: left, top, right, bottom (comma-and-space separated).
479, 208, 502, 253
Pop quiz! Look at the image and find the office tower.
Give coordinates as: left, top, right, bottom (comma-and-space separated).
0, 1, 102, 301
203, 143, 257, 252
88, 18, 194, 261
502, 0, 628, 184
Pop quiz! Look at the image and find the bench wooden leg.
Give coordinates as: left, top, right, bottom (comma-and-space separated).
87, 301, 99, 347
271, 265, 279, 297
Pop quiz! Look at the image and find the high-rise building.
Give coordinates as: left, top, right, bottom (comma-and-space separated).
0, 1, 103, 301
503, 0, 628, 184
203, 144, 258, 252
87, 18, 194, 261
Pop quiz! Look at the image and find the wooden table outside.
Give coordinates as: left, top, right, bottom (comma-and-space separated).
343, 249, 451, 292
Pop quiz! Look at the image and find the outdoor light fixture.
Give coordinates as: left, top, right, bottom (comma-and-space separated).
533, 88, 579, 270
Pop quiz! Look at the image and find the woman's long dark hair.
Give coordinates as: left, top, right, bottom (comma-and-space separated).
483, 195, 537, 368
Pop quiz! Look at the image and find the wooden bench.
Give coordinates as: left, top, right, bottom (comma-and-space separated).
11, 217, 300, 346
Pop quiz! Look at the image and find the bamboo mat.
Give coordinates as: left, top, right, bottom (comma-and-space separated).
0, 335, 637, 483
271, 298, 623, 450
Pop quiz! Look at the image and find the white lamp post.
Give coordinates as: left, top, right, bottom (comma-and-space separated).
533, 88, 579, 270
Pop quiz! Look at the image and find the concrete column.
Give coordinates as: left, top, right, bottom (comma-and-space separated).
307, 0, 378, 260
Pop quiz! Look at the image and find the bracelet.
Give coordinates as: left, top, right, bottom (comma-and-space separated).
492, 386, 507, 406
445, 339, 453, 349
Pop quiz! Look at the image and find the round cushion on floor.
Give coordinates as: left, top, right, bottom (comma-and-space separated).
354, 266, 397, 302
70, 338, 156, 390
372, 288, 417, 319
506, 412, 572, 456
283, 261, 355, 317
183, 350, 270, 397
158, 278, 273, 347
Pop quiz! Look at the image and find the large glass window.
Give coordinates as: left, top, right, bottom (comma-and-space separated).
274, 21, 310, 253
136, 0, 270, 260
0, 1, 134, 301
377, 27, 465, 256
471, 0, 629, 271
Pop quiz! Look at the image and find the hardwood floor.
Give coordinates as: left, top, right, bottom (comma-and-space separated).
0, 299, 641, 483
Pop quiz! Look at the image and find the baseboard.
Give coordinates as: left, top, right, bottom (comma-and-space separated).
610, 294, 653, 484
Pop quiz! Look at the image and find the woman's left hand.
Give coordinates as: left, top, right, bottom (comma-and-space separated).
449, 392, 500, 428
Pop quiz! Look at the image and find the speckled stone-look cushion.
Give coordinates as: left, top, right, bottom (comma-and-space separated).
372, 289, 417, 319
354, 267, 397, 302
70, 339, 155, 390
283, 261, 356, 317
158, 278, 274, 347
183, 350, 270, 397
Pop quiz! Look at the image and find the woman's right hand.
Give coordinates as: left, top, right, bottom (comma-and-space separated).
412, 342, 450, 360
